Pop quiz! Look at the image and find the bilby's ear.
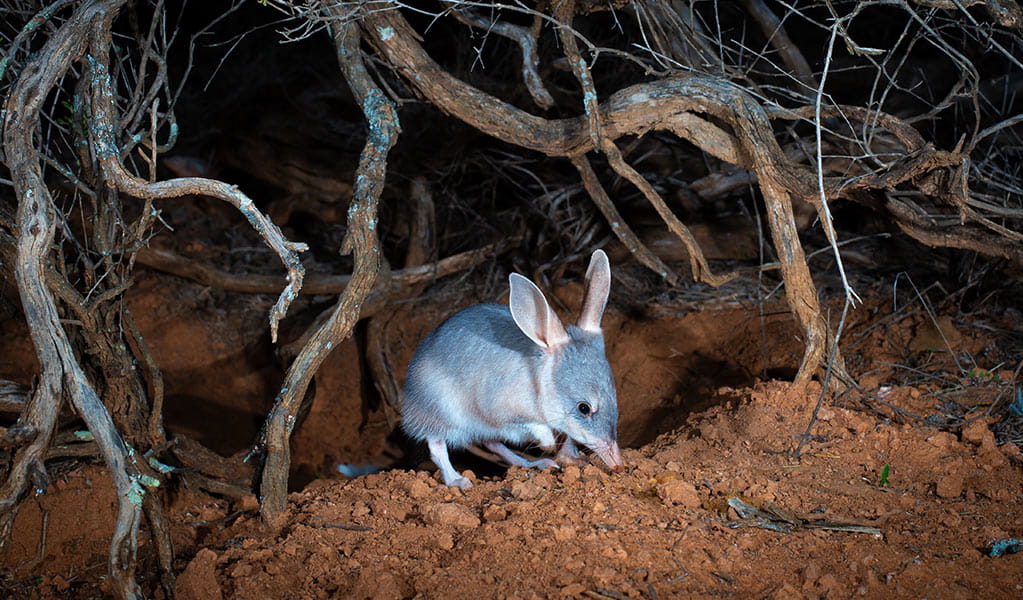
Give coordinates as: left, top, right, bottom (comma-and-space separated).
509, 273, 570, 349
577, 249, 611, 332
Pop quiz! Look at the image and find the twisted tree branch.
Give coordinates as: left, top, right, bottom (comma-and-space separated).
2, 3, 145, 598
258, 2, 400, 532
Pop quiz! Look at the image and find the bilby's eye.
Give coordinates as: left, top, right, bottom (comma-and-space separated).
577, 402, 592, 416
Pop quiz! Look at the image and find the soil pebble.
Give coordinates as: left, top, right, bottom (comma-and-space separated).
424, 502, 481, 529
936, 473, 964, 499
656, 477, 701, 508
175, 549, 223, 600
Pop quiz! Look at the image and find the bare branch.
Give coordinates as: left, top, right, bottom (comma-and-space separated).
85, 37, 308, 343
449, 3, 554, 109
572, 155, 678, 284
258, 1, 400, 532
135, 238, 514, 297
2, 3, 146, 597
740, 0, 816, 89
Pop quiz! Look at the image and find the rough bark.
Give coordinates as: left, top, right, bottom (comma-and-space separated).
258, 5, 400, 532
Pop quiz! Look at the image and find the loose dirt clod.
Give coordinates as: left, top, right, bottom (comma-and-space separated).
174, 548, 223, 600
655, 476, 701, 508
936, 473, 964, 499
424, 502, 481, 529
963, 420, 993, 445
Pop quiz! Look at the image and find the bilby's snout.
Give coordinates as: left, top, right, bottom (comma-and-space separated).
589, 438, 624, 473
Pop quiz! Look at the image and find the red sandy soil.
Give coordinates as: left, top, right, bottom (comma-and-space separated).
2, 268, 1021, 599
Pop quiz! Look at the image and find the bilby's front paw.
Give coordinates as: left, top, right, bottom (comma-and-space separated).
447, 475, 473, 490
554, 451, 587, 467
529, 458, 560, 470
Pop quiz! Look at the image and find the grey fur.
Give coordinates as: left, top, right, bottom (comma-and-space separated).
400, 250, 621, 489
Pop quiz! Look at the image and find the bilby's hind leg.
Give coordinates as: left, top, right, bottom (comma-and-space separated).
485, 441, 559, 470
427, 439, 472, 489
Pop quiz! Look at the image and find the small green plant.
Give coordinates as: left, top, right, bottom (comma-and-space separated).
966, 368, 998, 381
878, 464, 891, 488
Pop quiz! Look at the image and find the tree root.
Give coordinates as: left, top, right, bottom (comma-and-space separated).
134, 238, 515, 298
258, 4, 401, 533
2, 3, 146, 598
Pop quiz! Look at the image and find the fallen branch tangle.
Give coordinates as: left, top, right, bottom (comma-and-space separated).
357, 0, 1015, 372
1, 0, 308, 596
2, 4, 145, 599
2, 0, 1019, 595
357, 4, 911, 386
254, 0, 1002, 529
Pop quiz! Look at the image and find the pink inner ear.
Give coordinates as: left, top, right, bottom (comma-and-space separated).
541, 301, 570, 348
509, 273, 569, 349
578, 249, 611, 332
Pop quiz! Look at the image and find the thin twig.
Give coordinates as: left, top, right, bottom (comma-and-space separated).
86, 46, 309, 343
449, 4, 553, 109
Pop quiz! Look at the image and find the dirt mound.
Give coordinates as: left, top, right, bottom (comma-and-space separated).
166, 381, 1021, 600
3, 273, 1021, 599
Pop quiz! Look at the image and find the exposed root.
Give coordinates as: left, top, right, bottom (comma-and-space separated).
2, 3, 146, 598
134, 238, 515, 299
1, 0, 1020, 591
258, 4, 400, 532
